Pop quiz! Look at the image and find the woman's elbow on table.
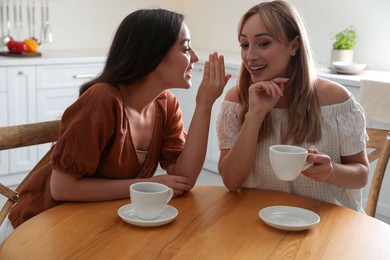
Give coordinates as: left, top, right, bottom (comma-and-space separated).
220, 173, 242, 192
218, 161, 243, 192
50, 169, 76, 201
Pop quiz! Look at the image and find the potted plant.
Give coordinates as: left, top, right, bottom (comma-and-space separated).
330, 26, 357, 64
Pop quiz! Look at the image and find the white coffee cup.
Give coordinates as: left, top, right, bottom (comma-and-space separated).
269, 145, 312, 181
130, 182, 174, 220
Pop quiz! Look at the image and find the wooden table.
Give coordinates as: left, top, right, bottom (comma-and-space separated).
1, 186, 390, 259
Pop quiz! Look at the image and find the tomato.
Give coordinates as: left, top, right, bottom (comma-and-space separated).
7, 40, 18, 51
7, 40, 28, 53
15, 42, 27, 53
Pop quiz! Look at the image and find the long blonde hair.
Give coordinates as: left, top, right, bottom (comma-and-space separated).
237, 0, 321, 145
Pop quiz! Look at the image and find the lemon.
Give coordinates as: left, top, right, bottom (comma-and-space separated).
23, 39, 39, 53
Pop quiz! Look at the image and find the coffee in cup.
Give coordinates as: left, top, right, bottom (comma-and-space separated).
269, 145, 312, 181
130, 182, 174, 220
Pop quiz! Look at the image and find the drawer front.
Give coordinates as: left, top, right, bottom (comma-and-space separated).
37, 88, 79, 122
0, 67, 6, 92
36, 63, 104, 90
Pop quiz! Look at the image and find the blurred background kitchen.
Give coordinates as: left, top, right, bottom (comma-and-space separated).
0, 0, 389, 70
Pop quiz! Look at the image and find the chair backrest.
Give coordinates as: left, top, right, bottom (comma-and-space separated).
365, 128, 390, 217
0, 120, 61, 225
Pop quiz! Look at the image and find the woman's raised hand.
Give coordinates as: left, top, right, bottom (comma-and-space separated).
196, 52, 231, 108
248, 77, 289, 114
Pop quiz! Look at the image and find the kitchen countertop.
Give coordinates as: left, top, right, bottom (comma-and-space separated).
0, 49, 107, 66
317, 68, 390, 87
2, 48, 390, 88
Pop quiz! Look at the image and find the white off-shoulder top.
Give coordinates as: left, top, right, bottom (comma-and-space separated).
216, 96, 367, 212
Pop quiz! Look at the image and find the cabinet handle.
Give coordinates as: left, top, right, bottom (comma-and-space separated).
17, 71, 24, 75
73, 74, 96, 79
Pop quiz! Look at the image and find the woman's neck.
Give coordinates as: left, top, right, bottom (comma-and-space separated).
119, 81, 163, 113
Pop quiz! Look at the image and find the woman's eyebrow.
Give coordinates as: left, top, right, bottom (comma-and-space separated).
239, 32, 272, 38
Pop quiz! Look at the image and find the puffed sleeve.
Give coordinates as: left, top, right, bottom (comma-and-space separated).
216, 101, 242, 149
336, 96, 367, 156
51, 84, 121, 178
159, 91, 186, 169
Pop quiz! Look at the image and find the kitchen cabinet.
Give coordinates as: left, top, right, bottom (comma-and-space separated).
0, 52, 105, 186
0, 93, 8, 175
7, 66, 38, 177
0, 68, 8, 175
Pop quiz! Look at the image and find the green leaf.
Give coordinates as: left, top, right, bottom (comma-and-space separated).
331, 26, 357, 50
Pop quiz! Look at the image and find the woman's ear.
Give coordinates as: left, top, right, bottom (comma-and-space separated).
290, 36, 300, 56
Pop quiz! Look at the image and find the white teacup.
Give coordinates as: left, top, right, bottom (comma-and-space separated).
130, 182, 174, 220
269, 145, 312, 181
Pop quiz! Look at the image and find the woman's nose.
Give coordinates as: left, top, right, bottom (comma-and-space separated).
191, 49, 199, 63
245, 47, 258, 61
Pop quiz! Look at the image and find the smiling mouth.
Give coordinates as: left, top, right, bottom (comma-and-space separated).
250, 65, 267, 71
185, 67, 193, 76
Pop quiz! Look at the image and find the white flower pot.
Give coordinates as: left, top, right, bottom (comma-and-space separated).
330, 49, 353, 66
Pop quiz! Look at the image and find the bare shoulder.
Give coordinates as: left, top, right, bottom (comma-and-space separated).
224, 86, 240, 103
316, 77, 351, 106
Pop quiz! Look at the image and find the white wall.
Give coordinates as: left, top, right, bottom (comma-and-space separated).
37, 0, 181, 51
3, 0, 389, 70
181, 0, 390, 71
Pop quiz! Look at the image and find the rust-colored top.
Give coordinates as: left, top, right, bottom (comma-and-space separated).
9, 83, 186, 228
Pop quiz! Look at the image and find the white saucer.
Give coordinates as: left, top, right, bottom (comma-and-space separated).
259, 206, 320, 231
118, 204, 178, 227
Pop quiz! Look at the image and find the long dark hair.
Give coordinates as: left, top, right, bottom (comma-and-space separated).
79, 9, 184, 95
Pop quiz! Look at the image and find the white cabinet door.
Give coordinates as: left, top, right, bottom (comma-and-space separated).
6, 66, 38, 177
37, 88, 80, 122
0, 93, 8, 176
0, 67, 9, 175
7, 66, 37, 125
0, 67, 6, 92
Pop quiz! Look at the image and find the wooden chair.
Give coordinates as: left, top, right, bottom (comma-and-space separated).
0, 120, 61, 226
365, 128, 390, 217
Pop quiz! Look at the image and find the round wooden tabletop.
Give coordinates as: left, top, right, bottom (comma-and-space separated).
1, 186, 390, 259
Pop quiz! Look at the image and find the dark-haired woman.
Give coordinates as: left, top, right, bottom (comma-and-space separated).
3, 8, 230, 238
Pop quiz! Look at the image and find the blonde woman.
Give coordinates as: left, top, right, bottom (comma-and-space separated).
217, 0, 368, 212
